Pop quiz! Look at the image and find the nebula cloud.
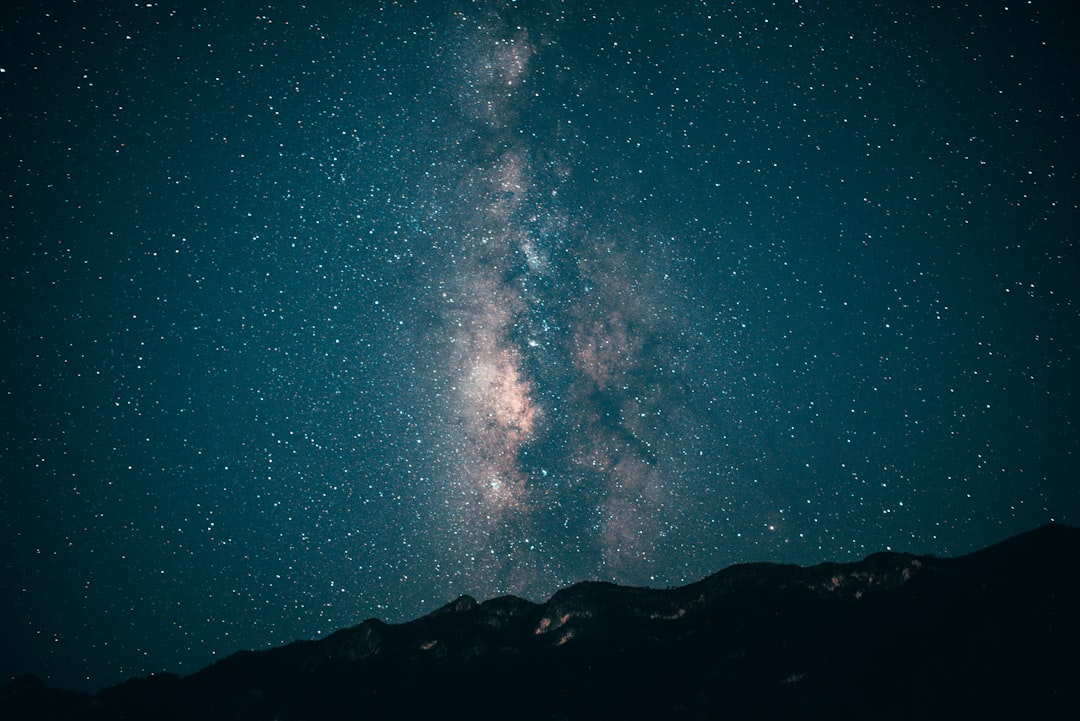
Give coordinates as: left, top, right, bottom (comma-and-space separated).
421, 10, 703, 597
421, 14, 547, 591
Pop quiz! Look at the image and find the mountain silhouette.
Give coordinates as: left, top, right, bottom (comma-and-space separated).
3, 523, 1077, 719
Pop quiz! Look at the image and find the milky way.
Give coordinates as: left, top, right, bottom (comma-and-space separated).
2, 0, 1076, 692
415, 12, 714, 594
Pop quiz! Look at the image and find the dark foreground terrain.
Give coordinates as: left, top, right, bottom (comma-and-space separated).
4, 524, 1078, 720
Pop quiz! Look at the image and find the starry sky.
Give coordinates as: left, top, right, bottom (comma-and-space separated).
2, 0, 1077, 692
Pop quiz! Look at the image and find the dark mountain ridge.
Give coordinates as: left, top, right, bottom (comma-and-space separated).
4, 523, 1078, 719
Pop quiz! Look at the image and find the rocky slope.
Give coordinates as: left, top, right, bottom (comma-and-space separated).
3, 523, 1077, 720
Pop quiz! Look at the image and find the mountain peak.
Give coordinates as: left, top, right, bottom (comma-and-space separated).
4, 524, 1077, 720
427, 593, 479, 617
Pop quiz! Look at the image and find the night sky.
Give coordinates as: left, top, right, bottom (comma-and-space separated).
2, 0, 1077, 692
